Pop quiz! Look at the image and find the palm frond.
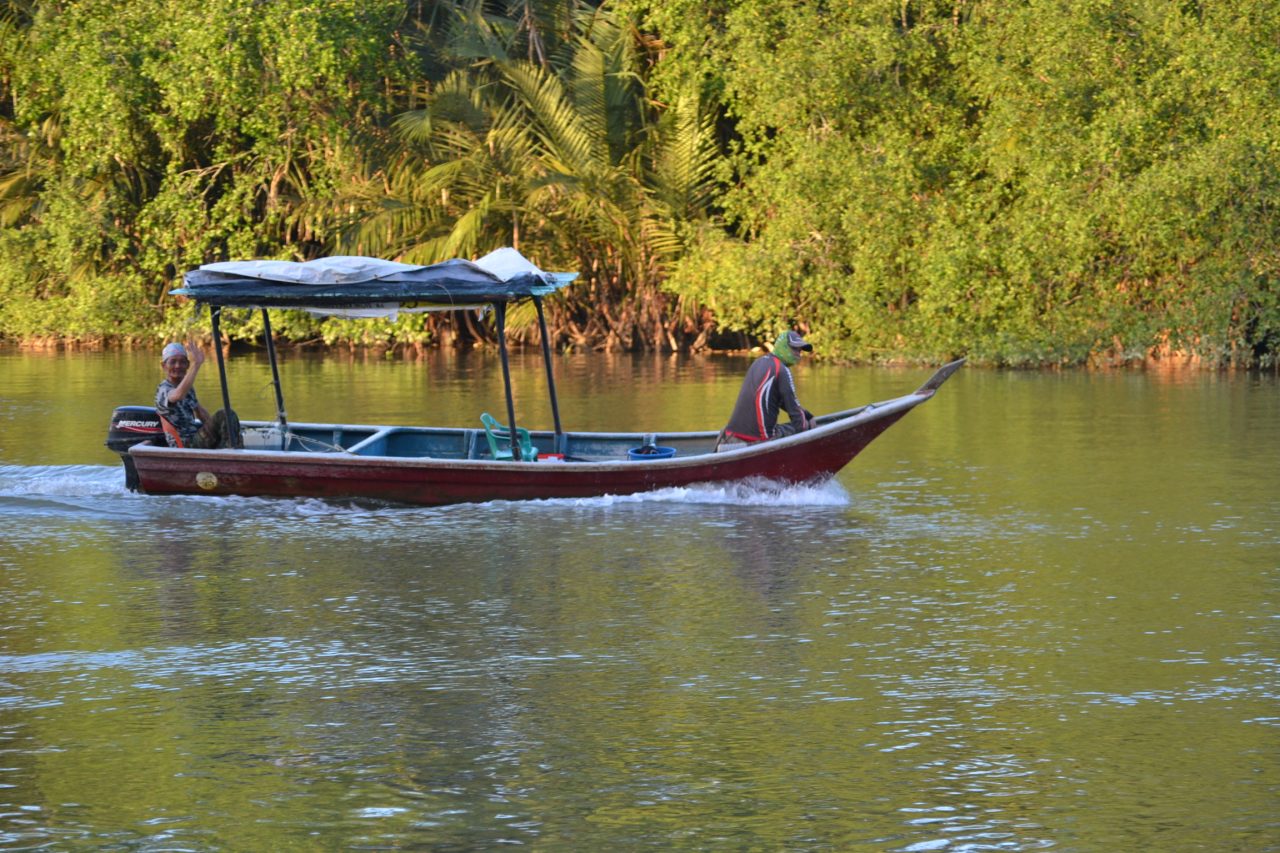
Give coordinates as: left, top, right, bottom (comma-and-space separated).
441, 0, 515, 65
648, 91, 720, 219
501, 60, 597, 176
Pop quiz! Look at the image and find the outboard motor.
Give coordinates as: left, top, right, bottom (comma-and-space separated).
105, 406, 164, 491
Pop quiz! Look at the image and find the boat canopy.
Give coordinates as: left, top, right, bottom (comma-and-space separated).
174, 248, 577, 457
173, 247, 577, 312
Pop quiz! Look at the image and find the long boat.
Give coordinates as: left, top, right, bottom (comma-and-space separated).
105, 249, 963, 506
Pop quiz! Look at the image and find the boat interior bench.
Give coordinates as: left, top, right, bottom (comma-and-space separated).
267, 424, 532, 460
341, 426, 488, 459
240, 422, 717, 461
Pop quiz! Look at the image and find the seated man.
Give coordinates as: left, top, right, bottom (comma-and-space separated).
156, 340, 239, 448
720, 330, 814, 449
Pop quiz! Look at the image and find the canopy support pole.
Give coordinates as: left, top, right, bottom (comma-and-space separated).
261, 309, 288, 449
494, 302, 523, 461
533, 296, 564, 453
209, 306, 241, 448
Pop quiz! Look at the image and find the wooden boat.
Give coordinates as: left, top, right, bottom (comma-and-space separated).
105, 250, 963, 505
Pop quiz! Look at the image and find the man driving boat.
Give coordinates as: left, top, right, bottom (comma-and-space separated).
719, 330, 814, 449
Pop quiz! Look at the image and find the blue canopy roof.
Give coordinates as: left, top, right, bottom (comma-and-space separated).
173, 249, 577, 311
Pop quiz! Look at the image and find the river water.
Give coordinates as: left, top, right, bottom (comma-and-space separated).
0, 348, 1276, 850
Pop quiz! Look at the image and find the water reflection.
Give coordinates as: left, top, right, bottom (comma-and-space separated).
0, 351, 1277, 849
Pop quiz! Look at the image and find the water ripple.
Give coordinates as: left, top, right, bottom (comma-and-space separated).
0, 463, 125, 496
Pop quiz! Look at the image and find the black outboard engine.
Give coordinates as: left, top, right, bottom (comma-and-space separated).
105, 406, 164, 491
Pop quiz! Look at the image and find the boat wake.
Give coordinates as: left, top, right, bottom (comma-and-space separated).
0, 463, 142, 524
0, 463, 127, 498
532, 477, 852, 509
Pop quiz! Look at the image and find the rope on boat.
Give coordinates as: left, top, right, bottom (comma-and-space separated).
281, 433, 357, 454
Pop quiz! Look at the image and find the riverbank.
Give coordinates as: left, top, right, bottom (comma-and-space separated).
5, 334, 1275, 372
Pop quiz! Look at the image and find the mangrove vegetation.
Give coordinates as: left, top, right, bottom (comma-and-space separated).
1, 0, 1277, 365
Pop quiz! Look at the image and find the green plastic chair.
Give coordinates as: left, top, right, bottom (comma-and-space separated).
480, 412, 537, 461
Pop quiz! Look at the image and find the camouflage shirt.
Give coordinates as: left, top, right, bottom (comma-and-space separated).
155, 380, 201, 447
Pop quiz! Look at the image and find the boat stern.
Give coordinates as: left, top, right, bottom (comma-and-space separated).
105, 405, 164, 491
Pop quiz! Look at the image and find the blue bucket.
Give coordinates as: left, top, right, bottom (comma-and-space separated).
628, 445, 676, 461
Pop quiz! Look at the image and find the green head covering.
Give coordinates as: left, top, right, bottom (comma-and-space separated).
771, 330, 812, 366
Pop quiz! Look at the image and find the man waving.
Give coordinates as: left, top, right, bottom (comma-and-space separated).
155, 339, 239, 448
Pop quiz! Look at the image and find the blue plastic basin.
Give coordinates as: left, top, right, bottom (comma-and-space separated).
627, 445, 676, 461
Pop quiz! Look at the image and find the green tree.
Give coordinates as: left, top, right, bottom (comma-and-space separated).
0, 0, 411, 341
328, 1, 719, 351
2, 0, 1275, 365
663, 0, 1280, 366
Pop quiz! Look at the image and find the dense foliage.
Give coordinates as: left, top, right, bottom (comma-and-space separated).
1, 0, 1276, 365
654, 0, 1280, 365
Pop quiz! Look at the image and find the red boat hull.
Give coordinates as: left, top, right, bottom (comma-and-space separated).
129, 398, 917, 506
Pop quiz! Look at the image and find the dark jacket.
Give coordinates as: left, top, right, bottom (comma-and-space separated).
724, 354, 809, 441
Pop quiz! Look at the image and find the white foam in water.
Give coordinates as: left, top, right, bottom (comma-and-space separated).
524, 477, 852, 509
0, 464, 127, 497
257, 477, 853, 514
